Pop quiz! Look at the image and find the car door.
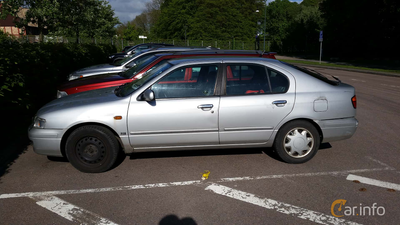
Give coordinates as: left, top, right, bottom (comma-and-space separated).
219, 63, 295, 144
127, 63, 221, 149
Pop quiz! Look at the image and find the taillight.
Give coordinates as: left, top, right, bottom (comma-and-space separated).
351, 95, 357, 109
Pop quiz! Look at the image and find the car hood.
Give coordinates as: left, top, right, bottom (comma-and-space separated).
59, 74, 126, 90
38, 87, 122, 116
73, 64, 116, 74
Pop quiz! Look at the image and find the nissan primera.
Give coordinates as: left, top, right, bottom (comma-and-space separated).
29, 57, 358, 173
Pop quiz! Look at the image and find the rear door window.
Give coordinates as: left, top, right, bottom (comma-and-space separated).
268, 69, 289, 93
225, 64, 270, 95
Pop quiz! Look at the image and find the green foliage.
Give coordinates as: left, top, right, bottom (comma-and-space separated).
120, 22, 145, 41
1, 0, 120, 43
0, 39, 117, 119
56, 0, 120, 42
152, 0, 263, 41
265, 0, 301, 46
320, 0, 400, 57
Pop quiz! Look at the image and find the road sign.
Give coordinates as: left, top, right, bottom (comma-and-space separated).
319, 31, 323, 42
319, 31, 323, 64
139, 35, 147, 39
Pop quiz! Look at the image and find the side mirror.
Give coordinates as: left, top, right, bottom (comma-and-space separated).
142, 89, 155, 102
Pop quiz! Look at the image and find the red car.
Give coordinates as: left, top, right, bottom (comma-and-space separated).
57, 50, 276, 98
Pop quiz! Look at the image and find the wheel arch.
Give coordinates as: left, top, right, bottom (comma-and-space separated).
60, 122, 124, 158
276, 118, 323, 142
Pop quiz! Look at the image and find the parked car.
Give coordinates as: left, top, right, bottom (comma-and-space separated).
29, 57, 358, 173
121, 46, 133, 52
58, 50, 278, 98
109, 43, 174, 63
67, 46, 218, 82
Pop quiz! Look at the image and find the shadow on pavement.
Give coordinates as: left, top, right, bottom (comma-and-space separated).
129, 147, 267, 161
0, 134, 30, 182
159, 215, 197, 225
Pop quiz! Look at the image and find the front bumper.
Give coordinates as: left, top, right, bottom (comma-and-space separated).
316, 117, 358, 143
28, 126, 64, 157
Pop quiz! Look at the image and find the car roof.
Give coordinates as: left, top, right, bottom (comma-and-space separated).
150, 46, 218, 51
168, 56, 277, 64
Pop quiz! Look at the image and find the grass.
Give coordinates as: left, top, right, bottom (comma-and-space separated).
279, 59, 400, 74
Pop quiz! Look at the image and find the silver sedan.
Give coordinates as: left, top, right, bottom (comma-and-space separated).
29, 57, 358, 173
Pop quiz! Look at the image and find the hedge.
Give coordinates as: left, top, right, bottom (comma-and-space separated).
0, 34, 117, 140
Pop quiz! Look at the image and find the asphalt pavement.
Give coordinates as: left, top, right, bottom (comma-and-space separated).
1, 67, 399, 225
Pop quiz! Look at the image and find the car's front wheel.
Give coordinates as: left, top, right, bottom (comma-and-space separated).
274, 120, 320, 164
65, 125, 120, 173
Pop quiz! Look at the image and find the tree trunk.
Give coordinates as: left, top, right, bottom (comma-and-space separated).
39, 28, 44, 43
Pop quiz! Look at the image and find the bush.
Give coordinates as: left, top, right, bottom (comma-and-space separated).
0, 38, 117, 139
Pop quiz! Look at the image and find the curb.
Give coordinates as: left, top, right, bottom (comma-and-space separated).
285, 62, 400, 78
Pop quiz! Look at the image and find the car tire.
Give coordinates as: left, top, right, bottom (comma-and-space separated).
274, 120, 320, 164
65, 125, 120, 173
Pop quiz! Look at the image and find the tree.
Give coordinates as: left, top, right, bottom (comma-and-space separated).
152, 0, 263, 41
265, 0, 300, 49
121, 22, 144, 41
0, 0, 60, 42
320, 0, 400, 57
57, 0, 119, 43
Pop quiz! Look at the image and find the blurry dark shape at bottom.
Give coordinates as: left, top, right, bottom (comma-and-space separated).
159, 215, 197, 225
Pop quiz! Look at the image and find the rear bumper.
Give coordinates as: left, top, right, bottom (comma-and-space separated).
28, 126, 63, 157
316, 117, 358, 143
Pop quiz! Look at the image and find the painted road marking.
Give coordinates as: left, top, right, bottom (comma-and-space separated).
0, 167, 394, 199
381, 84, 400, 88
365, 156, 395, 169
351, 79, 366, 83
219, 167, 393, 182
205, 183, 361, 225
31, 195, 118, 225
346, 174, 400, 191
0, 180, 201, 199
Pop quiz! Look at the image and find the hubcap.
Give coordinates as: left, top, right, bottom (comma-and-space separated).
283, 127, 314, 158
76, 137, 106, 164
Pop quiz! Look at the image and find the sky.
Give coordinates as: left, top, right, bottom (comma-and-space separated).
107, 0, 303, 24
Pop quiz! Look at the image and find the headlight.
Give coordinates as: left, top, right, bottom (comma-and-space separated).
57, 90, 68, 98
33, 116, 46, 129
109, 55, 114, 59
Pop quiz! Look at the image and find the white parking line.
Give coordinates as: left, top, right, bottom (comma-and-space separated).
31, 195, 118, 225
0, 180, 201, 199
365, 156, 395, 169
351, 79, 366, 82
219, 167, 393, 182
0, 167, 394, 200
205, 183, 361, 225
346, 174, 400, 191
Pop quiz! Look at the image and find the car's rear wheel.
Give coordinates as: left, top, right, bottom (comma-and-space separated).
65, 125, 120, 173
274, 120, 320, 164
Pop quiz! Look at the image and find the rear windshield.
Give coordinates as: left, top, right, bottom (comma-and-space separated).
282, 62, 340, 85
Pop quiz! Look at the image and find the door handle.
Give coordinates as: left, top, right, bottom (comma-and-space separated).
272, 100, 287, 107
197, 104, 214, 111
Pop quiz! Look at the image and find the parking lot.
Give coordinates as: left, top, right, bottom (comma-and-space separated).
1, 67, 399, 224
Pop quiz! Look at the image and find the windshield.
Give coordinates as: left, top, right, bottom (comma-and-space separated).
113, 50, 143, 66
116, 62, 173, 97
119, 55, 159, 78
